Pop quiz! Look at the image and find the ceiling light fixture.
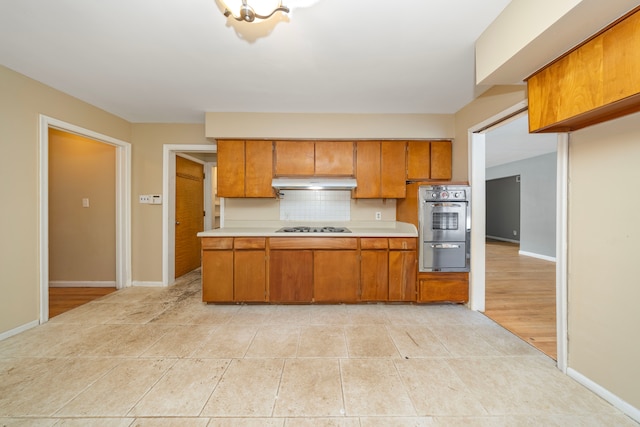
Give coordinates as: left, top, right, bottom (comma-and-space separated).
222, 0, 290, 22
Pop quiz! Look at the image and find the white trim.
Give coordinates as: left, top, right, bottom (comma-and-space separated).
203, 162, 215, 231
49, 281, 117, 288
469, 131, 486, 312
131, 281, 165, 287
556, 133, 569, 373
39, 115, 132, 324
162, 144, 217, 286
567, 368, 640, 424
0, 320, 39, 342
518, 250, 556, 263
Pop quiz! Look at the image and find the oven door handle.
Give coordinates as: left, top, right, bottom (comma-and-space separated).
430, 244, 461, 249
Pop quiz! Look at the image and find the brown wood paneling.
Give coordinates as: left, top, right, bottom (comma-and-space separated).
202, 249, 233, 302
314, 250, 359, 302
274, 140, 315, 176
216, 140, 245, 197
360, 250, 388, 301
396, 182, 420, 227
380, 141, 406, 198
315, 141, 355, 176
603, 10, 640, 103
175, 156, 204, 278
245, 140, 274, 197
234, 250, 266, 301
269, 250, 313, 302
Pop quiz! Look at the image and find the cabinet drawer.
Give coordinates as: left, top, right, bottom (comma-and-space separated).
202, 237, 233, 250
389, 238, 417, 250
269, 237, 358, 250
234, 237, 266, 249
360, 238, 388, 250
418, 272, 468, 303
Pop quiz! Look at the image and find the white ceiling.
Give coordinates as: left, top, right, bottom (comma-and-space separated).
0, 0, 513, 123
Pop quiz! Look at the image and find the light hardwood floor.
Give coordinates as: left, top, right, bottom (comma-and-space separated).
484, 239, 557, 359
49, 287, 116, 318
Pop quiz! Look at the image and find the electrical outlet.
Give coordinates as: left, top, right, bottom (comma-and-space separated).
513, 230, 518, 236
375, 211, 382, 220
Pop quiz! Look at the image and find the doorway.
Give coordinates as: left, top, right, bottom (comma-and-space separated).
39, 115, 131, 323
175, 155, 205, 278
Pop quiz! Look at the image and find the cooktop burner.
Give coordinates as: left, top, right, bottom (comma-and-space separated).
276, 226, 351, 233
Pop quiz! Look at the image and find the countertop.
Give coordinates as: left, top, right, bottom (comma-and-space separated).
197, 221, 418, 238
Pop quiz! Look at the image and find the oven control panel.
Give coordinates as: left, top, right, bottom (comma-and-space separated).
421, 186, 468, 202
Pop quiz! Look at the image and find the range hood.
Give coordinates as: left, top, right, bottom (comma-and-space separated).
272, 177, 358, 190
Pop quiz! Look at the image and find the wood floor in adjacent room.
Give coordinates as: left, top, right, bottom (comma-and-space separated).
49, 287, 116, 318
484, 239, 557, 359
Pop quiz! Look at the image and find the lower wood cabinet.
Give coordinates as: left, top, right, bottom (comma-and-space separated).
314, 250, 360, 302
269, 250, 313, 302
418, 272, 469, 303
389, 240, 417, 301
201, 238, 234, 302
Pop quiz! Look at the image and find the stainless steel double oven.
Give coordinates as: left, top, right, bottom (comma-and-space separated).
418, 185, 470, 272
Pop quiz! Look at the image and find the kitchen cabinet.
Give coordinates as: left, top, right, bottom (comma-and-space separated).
274, 140, 355, 176
406, 140, 452, 181
360, 238, 389, 301
233, 238, 267, 302
388, 238, 417, 301
418, 272, 468, 303
354, 141, 406, 198
314, 250, 360, 302
269, 250, 313, 302
201, 238, 234, 302
217, 140, 274, 198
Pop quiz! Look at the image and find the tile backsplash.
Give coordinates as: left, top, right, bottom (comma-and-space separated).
279, 190, 350, 221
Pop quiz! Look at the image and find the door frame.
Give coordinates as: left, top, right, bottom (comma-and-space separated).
162, 144, 217, 286
39, 115, 132, 323
468, 102, 568, 372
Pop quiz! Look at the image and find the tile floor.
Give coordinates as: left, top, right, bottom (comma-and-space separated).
1, 270, 638, 426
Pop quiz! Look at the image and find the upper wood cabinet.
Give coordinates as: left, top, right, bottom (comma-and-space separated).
274, 140, 355, 176
217, 140, 274, 198
354, 141, 406, 198
406, 140, 452, 181
527, 7, 640, 132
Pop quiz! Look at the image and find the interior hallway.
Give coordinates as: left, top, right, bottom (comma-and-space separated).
484, 240, 557, 359
1, 270, 636, 426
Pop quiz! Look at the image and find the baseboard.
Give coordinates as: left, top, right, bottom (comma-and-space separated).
518, 250, 556, 263
49, 281, 116, 288
0, 319, 39, 342
486, 235, 519, 244
567, 367, 640, 424
131, 281, 165, 287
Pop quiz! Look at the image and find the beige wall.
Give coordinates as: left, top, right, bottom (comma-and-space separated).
49, 129, 116, 283
130, 123, 213, 282
568, 111, 640, 408
0, 65, 130, 334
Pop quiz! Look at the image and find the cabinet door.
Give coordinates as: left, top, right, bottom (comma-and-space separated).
217, 140, 245, 197
360, 250, 389, 301
381, 141, 407, 198
245, 140, 274, 197
430, 140, 452, 180
234, 250, 266, 301
389, 250, 417, 301
314, 250, 359, 302
418, 272, 468, 303
269, 250, 313, 302
406, 141, 431, 180
315, 141, 355, 176
274, 141, 315, 176
354, 141, 381, 198
202, 249, 233, 302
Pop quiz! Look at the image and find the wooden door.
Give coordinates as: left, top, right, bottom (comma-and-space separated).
217, 140, 245, 197
430, 140, 452, 180
274, 141, 315, 176
202, 243, 233, 302
406, 141, 431, 180
389, 250, 417, 301
315, 141, 355, 176
354, 141, 381, 198
175, 156, 204, 278
314, 250, 359, 302
380, 141, 407, 198
245, 140, 274, 197
360, 250, 389, 301
269, 250, 314, 302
